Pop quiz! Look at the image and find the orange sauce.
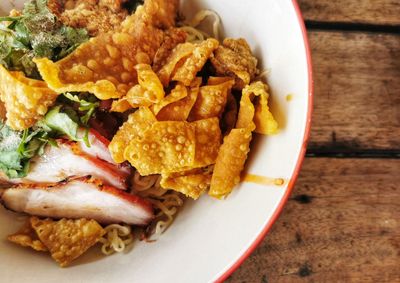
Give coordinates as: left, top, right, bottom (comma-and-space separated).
242, 174, 285, 186
286, 94, 293, 101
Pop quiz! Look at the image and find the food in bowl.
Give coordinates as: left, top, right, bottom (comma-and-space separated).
0, 0, 278, 267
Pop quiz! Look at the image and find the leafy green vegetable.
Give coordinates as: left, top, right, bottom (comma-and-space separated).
63, 93, 99, 126
61, 93, 100, 147
44, 105, 79, 141
0, 93, 100, 178
0, 121, 51, 178
0, 123, 24, 178
0, 101, 89, 178
43, 96, 99, 146
0, 0, 89, 78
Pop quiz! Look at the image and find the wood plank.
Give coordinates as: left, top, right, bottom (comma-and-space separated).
307, 31, 400, 152
299, 0, 400, 26
228, 158, 400, 283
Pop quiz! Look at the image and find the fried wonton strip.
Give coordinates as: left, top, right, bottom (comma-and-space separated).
208, 81, 278, 198
125, 121, 196, 175
126, 64, 165, 107
109, 107, 157, 163
111, 96, 132, 112
236, 85, 256, 131
157, 42, 195, 86
245, 82, 279, 135
209, 81, 265, 198
124, 0, 180, 31
136, 64, 164, 100
33, 31, 150, 100
236, 81, 278, 133
153, 28, 187, 72
124, 117, 220, 175
188, 77, 234, 121
12, 72, 49, 87
8, 218, 48, 252
172, 38, 219, 86
31, 217, 105, 267
155, 78, 201, 121
160, 168, 211, 199
209, 128, 253, 199
152, 83, 188, 115
34, 0, 180, 100
0, 66, 58, 130
192, 117, 221, 167
207, 76, 234, 86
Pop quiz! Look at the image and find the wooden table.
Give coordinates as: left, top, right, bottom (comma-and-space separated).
228, 1, 400, 282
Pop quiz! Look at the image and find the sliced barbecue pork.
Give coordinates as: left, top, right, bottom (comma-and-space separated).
2, 140, 129, 190
1, 177, 153, 225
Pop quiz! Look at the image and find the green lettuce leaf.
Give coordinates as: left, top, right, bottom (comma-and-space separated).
44, 105, 79, 141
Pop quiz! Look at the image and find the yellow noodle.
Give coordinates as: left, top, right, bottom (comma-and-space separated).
132, 173, 158, 192
186, 10, 221, 40
100, 224, 134, 255
131, 171, 185, 240
179, 26, 207, 43
179, 9, 221, 42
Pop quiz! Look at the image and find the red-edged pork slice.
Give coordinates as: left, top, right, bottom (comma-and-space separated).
16, 141, 128, 190
77, 128, 115, 164
1, 177, 153, 225
76, 129, 131, 176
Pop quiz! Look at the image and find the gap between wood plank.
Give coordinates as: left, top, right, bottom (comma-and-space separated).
305, 20, 400, 35
306, 149, 400, 159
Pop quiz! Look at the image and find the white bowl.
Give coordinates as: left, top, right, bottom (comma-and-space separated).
0, 0, 313, 282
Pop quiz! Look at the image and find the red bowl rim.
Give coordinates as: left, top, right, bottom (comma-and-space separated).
215, 1, 314, 281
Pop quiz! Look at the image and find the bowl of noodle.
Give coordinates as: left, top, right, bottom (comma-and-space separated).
0, 0, 312, 282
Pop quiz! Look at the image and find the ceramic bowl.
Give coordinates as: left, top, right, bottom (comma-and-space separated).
0, 0, 312, 282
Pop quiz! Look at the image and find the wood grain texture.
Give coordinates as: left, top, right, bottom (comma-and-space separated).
298, 0, 400, 26
308, 31, 400, 152
228, 158, 400, 283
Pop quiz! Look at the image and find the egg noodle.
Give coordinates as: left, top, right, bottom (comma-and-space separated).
99, 224, 134, 255
133, 172, 184, 240
179, 9, 221, 42
100, 173, 184, 254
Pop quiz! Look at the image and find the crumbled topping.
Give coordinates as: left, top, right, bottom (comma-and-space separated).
48, 0, 130, 36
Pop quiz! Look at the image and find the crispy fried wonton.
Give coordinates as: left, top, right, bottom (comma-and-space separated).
125, 120, 196, 175
155, 78, 201, 121
160, 168, 211, 199
125, 117, 221, 176
209, 128, 253, 199
35, 0, 180, 100
157, 38, 219, 86
8, 218, 48, 252
109, 107, 157, 163
31, 217, 105, 267
0, 65, 58, 130
244, 81, 278, 135
188, 77, 234, 121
